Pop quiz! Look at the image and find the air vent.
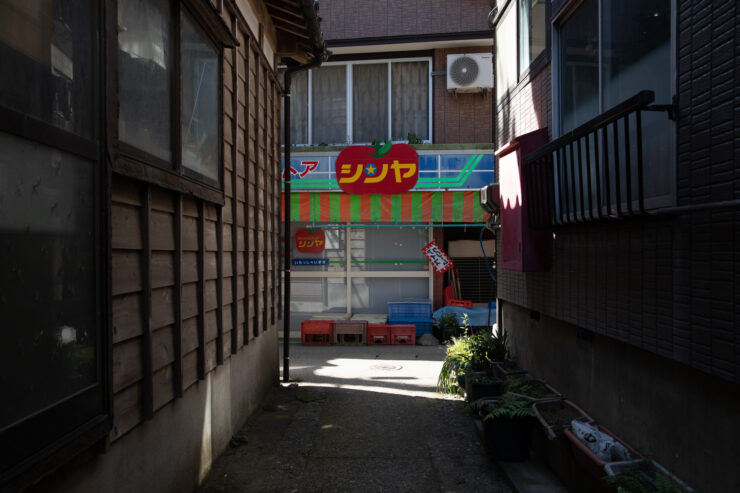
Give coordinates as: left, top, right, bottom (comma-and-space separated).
450, 56, 479, 86
446, 53, 494, 95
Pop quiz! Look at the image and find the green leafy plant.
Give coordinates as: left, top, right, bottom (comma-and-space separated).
407, 132, 423, 145
504, 377, 559, 399
489, 325, 510, 362
605, 468, 687, 493
437, 335, 473, 394
438, 312, 462, 341
470, 394, 535, 421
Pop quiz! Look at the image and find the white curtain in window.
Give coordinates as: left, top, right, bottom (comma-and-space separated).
290, 70, 308, 145
311, 65, 346, 145
391, 61, 428, 141
353, 63, 388, 143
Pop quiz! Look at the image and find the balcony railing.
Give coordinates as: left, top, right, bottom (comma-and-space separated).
522, 91, 673, 228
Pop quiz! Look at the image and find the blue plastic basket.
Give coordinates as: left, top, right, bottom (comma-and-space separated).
387, 299, 432, 319
389, 317, 433, 336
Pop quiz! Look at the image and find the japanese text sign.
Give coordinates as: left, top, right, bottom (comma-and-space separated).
422, 241, 453, 274
335, 142, 419, 194
295, 228, 325, 254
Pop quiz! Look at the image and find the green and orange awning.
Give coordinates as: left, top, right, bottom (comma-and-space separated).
281, 191, 487, 223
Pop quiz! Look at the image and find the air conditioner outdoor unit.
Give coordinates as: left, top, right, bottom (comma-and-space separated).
447, 53, 493, 96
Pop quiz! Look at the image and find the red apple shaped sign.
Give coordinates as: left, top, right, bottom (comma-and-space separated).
295, 228, 326, 254
335, 142, 419, 195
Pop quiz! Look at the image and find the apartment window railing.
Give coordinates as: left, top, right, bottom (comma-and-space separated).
523, 90, 674, 228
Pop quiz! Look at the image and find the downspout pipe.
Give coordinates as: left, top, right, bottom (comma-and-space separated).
282, 45, 327, 383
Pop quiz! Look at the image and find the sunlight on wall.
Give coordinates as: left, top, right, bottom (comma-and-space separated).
198, 374, 213, 483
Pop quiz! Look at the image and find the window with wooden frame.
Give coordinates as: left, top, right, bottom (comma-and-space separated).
0, 0, 110, 486
117, 0, 225, 201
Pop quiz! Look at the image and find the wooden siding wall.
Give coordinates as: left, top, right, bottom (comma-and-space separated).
110, 5, 282, 441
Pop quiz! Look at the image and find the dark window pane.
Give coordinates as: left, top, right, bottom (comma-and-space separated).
559, 0, 598, 132
118, 0, 172, 161
181, 12, 219, 182
353, 63, 388, 143
391, 61, 428, 141
311, 65, 347, 145
0, 0, 92, 137
519, 0, 546, 73
0, 131, 97, 429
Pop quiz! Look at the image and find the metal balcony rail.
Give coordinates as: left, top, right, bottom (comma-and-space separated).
522, 90, 673, 228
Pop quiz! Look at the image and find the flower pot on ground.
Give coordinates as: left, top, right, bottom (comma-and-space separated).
465, 371, 503, 402
605, 459, 694, 493
437, 324, 498, 395
472, 394, 536, 462
564, 422, 642, 492
493, 360, 528, 379
504, 376, 562, 403
530, 399, 594, 492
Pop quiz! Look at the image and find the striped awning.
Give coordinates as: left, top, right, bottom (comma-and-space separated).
281, 191, 487, 223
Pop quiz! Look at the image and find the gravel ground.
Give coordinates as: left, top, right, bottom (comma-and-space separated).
197, 344, 512, 493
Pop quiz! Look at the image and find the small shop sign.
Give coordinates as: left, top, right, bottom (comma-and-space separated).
335, 141, 418, 194
422, 241, 453, 274
295, 228, 326, 253
292, 258, 329, 266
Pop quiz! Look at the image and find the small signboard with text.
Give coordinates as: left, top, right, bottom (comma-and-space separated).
292, 259, 329, 266
295, 228, 326, 254
422, 241, 453, 274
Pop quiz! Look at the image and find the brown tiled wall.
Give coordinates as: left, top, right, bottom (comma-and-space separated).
495, 65, 552, 147
433, 47, 494, 143
496, 2, 740, 383
320, 0, 492, 40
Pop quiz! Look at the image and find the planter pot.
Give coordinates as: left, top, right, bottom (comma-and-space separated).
533, 399, 593, 440
465, 371, 503, 402
506, 379, 562, 403
483, 415, 535, 462
564, 424, 642, 492
605, 459, 694, 493
493, 361, 528, 379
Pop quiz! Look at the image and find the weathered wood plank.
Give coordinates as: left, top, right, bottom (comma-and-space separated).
205, 340, 217, 373
182, 350, 198, 391
150, 187, 175, 213
182, 317, 199, 356
205, 310, 218, 343
112, 382, 142, 442
204, 252, 218, 280
112, 293, 143, 343
151, 286, 175, 330
173, 194, 183, 398
112, 175, 143, 207
152, 364, 175, 412
182, 216, 199, 251
197, 200, 206, 379
112, 202, 142, 250
151, 251, 175, 289
151, 210, 175, 251
113, 337, 143, 393
141, 185, 154, 420
182, 251, 199, 284
205, 279, 218, 312
181, 283, 198, 320
152, 325, 175, 371
112, 251, 142, 295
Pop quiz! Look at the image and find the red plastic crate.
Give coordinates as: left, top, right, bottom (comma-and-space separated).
390, 324, 416, 345
366, 324, 391, 345
301, 320, 334, 346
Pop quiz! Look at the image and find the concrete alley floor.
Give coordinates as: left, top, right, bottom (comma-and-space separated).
197, 344, 513, 493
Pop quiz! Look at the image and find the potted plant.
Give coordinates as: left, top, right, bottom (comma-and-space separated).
504, 376, 562, 402
604, 459, 694, 493
487, 325, 528, 379
465, 372, 503, 402
471, 394, 536, 461
564, 422, 642, 491
435, 312, 462, 343
530, 399, 594, 491
437, 335, 472, 394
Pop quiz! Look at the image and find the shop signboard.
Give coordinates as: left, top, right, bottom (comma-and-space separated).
422, 241, 453, 274
295, 228, 325, 253
335, 142, 418, 194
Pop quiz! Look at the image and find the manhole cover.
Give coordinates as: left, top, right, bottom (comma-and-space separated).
369, 364, 403, 371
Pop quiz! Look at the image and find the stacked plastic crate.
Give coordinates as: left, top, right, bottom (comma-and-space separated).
387, 299, 434, 340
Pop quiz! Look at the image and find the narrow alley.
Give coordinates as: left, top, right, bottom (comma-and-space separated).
198, 345, 512, 493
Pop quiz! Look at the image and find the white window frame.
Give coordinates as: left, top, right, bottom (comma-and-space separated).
299, 57, 433, 146
551, 0, 677, 210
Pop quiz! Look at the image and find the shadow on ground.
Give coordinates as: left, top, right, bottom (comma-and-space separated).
198, 345, 512, 493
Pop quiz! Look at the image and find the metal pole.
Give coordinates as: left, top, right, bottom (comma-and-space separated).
282, 70, 292, 383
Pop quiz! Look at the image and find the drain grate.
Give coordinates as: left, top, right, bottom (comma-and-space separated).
369, 364, 403, 371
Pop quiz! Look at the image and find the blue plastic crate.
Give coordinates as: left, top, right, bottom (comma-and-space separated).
387, 299, 432, 319
389, 317, 433, 336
